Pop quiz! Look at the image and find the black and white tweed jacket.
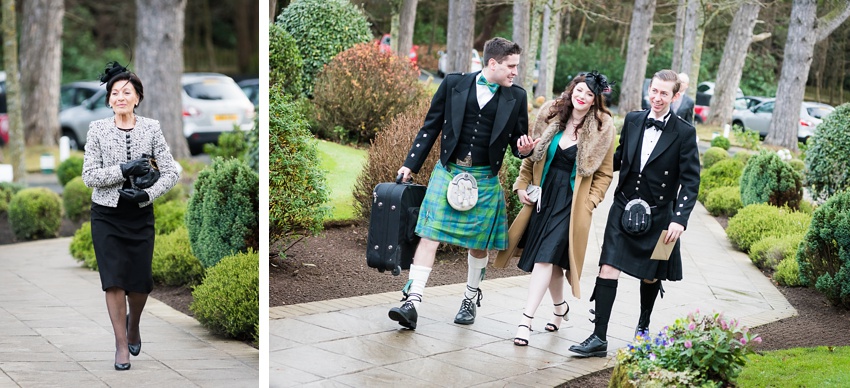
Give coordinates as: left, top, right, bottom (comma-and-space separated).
82, 115, 180, 207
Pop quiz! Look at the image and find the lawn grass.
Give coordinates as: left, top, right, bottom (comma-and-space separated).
316, 140, 367, 222
738, 346, 850, 387
0, 145, 85, 173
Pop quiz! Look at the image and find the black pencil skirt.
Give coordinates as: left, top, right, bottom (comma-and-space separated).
91, 198, 155, 293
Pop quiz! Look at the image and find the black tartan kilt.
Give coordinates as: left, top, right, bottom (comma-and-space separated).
598, 195, 683, 281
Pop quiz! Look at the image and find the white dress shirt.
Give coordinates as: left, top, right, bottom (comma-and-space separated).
640, 110, 671, 171
475, 73, 497, 109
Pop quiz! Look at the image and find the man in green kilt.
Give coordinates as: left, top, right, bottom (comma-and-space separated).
388, 37, 540, 330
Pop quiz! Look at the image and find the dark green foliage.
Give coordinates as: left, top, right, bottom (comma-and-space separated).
154, 200, 187, 235
788, 159, 805, 173
705, 186, 743, 217
698, 159, 744, 203
186, 158, 259, 268
269, 93, 329, 241
710, 136, 731, 151
69, 222, 97, 270
804, 103, 850, 201
749, 233, 805, 271
732, 151, 753, 165
276, 0, 372, 96
190, 250, 258, 342
740, 150, 803, 210
269, 23, 302, 98
8, 188, 63, 241
0, 182, 25, 215
702, 147, 730, 169
152, 227, 204, 286
154, 183, 189, 206
203, 130, 248, 159
501, 149, 523, 224
56, 156, 84, 187
554, 41, 627, 103
726, 204, 811, 252
797, 190, 850, 308
63, 176, 93, 222
245, 112, 260, 173
312, 43, 426, 144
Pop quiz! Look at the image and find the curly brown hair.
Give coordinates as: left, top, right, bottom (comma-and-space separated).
546, 73, 612, 137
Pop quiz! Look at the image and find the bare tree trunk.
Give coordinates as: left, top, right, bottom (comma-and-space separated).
542, 0, 562, 100
562, 4, 571, 42
202, 0, 216, 72
619, 0, 657, 114
525, 0, 544, 102
686, 7, 705, 101
21, 0, 63, 147
234, 0, 252, 74
135, 0, 191, 160
397, 0, 418, 60
474, 5, 509, 48
390, 0, 401, 53
536, 3, 551, 99
679, 0, 699, 76
270, 0, 277, 23
2, 0, 25, 183
707, 1, 760, 127
513, 0, 530, 88
447, 0, 475, 73
765, 0, 850, 150
671, 0, 686, 72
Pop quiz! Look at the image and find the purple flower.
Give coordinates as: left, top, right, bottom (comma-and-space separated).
684, 340, 692, 349
753, 336, 762, 344
740, 338, 748, 345
688, 323, 696, 331
649, 353, 656, 361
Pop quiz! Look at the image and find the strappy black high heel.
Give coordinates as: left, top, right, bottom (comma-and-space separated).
514, 313, 533, 346
545, 300, 570, 332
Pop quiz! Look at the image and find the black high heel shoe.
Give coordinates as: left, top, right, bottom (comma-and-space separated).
126, 314, 142, 356
114, 362, 131, 371
545, 301, 570, 332
513, 313, 533, 347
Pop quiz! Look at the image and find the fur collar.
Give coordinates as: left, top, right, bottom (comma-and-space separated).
529, 100, 615, 177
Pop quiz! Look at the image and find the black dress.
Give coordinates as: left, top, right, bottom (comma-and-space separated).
517, 144, 577, 272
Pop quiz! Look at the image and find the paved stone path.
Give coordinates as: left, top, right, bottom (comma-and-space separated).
269, 179, 796, 387
0, 237, 258, 387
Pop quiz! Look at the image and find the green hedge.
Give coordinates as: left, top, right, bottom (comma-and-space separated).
269, 23, 302, 98
0, 182, 25, 215
63, 176, 92, 222
804, 103, 850, 200
69, 222, 97, 270
726, 204, 811, 252
154, 200, 187, 235
749, 233, 805, 271
190, 250, 258, 342
56, 156, 84, 187
8, 188, 63, 241
740, 150, 803, 210
186, 158, 259, 268
699, 158, 744, 203
704, 186, 743, 217
774, 256, 802, 287
710, 136, 731, 150
797, 190, 850, 308
151, 227, 203, 286
702, 147, 729, 170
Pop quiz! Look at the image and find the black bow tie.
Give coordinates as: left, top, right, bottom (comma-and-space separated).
645, 118, 665, 131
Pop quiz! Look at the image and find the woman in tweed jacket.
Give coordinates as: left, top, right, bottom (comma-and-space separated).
82, 62, 179, 370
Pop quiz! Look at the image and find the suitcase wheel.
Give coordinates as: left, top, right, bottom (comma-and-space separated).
392, 266, 401, 276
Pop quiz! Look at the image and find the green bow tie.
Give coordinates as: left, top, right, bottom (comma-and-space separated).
477, 76, 499, 93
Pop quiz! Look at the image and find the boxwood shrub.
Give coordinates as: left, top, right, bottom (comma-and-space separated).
726, 204, 811, 252
0, 182, 25, 215
774, 256, 802, 287
190, 249, 258, 342
710, 136, 731, 150
748, 233, 804, 271
8, 188, 63, 241
56, 156, 84, 187
702, 146, 729, 169
740, 150, 803, 210
698, 158, 744, 203
69, 222, 97, 270
154, 199, 187, 235
797, 190, 850, 308
186, 158, 259, 268
63, 176, 93, 222
269, 23, 302, 98
704, 186, 743, 217
152, 227, 203, 286
803, 103, 850, 201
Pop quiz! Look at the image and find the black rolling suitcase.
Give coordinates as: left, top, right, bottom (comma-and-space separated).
366, 174, 427, 276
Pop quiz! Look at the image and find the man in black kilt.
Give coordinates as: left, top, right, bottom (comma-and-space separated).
569, 69, 701, 357
388, 37, 540, 330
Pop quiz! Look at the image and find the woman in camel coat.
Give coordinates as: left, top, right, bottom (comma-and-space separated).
494, 72, 616, 346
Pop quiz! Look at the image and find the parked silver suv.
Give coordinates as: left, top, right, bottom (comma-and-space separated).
59, 73, 254, 154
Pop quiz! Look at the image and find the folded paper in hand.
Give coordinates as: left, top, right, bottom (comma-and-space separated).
651, 230, 675, 261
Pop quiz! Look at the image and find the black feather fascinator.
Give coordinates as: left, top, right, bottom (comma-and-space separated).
98, 61, 130, 85
582, 70, 614, 96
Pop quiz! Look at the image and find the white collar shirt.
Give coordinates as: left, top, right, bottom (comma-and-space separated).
475, 73, 497, 109
640, 110, 670, 171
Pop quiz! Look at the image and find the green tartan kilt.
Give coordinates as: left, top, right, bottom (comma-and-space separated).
415, 162, 508, 250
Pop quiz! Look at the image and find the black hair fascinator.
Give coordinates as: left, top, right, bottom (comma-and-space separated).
583, 70, 614, 96
98, 61, 130, 85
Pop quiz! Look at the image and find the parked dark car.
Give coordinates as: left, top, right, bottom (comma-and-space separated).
60, 81, 101, 111
238, 78, 259, 107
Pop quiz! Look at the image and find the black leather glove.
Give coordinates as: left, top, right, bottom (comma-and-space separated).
121, 159, 151, 178
118, 188, 150, 203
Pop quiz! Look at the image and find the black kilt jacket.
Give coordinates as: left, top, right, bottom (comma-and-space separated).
598, 110, 701, 281
402, 71, 530, 177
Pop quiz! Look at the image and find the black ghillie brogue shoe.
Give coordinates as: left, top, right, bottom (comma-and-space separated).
388, 301, 418, 330
634, 309, 652, 339
569, 334, 608, 358
454, 286, 482, 325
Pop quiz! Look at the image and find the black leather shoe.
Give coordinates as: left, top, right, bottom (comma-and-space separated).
127, 314, 142, 356
634, 309, 651, 338
114, 362, 131, 371
454, 298, 477, 325
569, 334, 608, 358
388, 301, 418, 330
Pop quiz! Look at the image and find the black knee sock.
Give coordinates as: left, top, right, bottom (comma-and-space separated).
591, 277, 618, 342
640, 280, 662, 312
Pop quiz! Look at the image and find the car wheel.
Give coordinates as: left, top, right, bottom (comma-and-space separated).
62, 129, 81, 150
